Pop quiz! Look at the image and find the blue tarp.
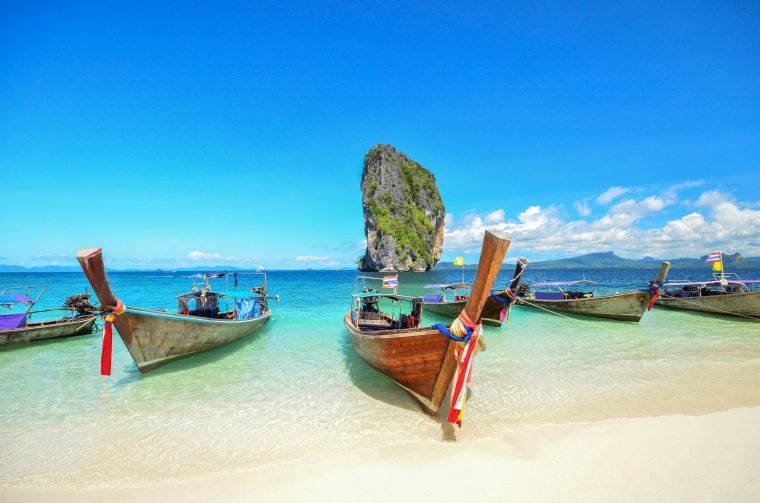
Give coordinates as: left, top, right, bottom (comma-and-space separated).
235, 298, 261, 320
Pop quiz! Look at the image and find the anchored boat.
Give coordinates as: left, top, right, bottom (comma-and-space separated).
422, 258, 528, 327
656, 274, 760, 320
77, 248, 276, 373
0, 286, 98, 348
344, 230, 511, 424
516, 262, 670, 322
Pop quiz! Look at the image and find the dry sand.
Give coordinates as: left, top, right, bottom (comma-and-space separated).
3, 407, 758, 503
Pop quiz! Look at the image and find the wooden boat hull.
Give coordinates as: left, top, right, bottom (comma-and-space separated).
655, 291, 760, 319
344, 312, 457, 415
482, 290, 510, 327
421, 300, 464, 320
117, 308, 271, 372
423, 290, 510, 327
519, 290, 654, 322
0, 315, 98, 348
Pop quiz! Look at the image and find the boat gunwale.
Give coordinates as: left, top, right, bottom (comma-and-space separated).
125, 306, 271, 325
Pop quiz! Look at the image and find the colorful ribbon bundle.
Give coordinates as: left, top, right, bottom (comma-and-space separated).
434, 311, 482, 427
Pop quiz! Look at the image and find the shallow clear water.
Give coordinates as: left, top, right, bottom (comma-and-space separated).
1, 268, 759, 488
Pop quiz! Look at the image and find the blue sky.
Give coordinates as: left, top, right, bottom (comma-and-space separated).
2, 1, 759, 269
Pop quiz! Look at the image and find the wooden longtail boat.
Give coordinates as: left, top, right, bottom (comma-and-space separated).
0, 286, 97, 348
517, 262, 671, 322
422, 257, 528, 327
344, 230, 511, 416
655, 273, 760, 320
77, 248, 274, 373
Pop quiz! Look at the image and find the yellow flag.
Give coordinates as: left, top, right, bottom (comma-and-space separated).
453, 256, 464, 266
712, 261, 722, 271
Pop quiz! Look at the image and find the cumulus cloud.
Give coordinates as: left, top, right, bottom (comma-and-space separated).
444, 188, 760, 258
596, 186, 630, 205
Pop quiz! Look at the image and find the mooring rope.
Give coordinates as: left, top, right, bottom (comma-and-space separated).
516, 297, 603, 328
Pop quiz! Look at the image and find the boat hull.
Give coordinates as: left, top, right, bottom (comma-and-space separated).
0, 315, 98, 348
421, 300, 464, 320
519, 291, 654, 322
344, 312, 457, 415
422, 289, 511, 327
655, 291, 760, 319
482, 290, 510, 326
119, 308, 271, 372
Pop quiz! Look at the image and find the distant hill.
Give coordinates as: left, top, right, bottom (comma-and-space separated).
530, 251, 760, 270
434, 251, 760, 271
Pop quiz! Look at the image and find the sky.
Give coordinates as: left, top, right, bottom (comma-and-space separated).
2, 1, 759, 269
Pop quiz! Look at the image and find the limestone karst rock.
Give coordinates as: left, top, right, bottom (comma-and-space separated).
358, 144, 445, 272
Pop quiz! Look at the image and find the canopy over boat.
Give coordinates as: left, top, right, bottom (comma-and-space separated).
424, 283, 471, 290
664, 280, 760, 287
0, 293, 33, 305
532, 280, 596, 287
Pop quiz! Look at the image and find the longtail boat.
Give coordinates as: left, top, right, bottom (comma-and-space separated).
655, 274, 760, 320
516, 261, 670, 322
0, 286, 98, 348
422, 257, 528, 327
344, 230, 511, 424
77, 248, 275, 373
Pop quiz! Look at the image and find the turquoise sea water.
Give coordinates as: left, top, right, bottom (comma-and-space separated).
1, 268, 759, 488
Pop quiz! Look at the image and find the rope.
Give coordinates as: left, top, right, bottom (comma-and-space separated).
434, 310, 482, 427
516, 297, 602, 328
658, 292, 760, 321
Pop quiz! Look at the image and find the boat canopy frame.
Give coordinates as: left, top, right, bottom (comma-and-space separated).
0, 286, 47, 312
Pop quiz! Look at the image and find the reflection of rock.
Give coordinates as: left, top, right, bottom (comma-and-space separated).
358, 144, 445, 272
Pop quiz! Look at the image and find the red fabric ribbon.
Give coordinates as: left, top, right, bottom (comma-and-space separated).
647, 288, 660, 311
447, 311, 481, 427
101, 320, 113, 376
101, 299, 125, 376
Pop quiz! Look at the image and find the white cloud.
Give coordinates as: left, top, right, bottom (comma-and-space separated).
444, 188, 760, 258
295, 255, 331, 262
187, 251, 221, 261
693, 189, 733, 207
485, 209, 505, 224
596, 186, 629, 205
574, 200, 592, 217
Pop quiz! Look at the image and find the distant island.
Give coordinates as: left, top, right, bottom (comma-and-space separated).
435, 251, 760, 270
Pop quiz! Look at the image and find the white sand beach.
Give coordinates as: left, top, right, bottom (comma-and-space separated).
3, 406, 757, 503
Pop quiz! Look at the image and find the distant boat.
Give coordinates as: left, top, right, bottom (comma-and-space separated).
422, 258, 528, 326
516, 262, 670, 322
77, 248, 275, 373
344, 230, 511, 420
257, 266, 265, 272
656, 273, 760, 320
0, 286, 97, 348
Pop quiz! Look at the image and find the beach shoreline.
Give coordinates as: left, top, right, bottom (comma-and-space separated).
3, 406, 757, 502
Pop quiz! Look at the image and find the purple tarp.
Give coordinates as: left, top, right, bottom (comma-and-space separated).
0, 313, 27, 330
0, 294, 32, 304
